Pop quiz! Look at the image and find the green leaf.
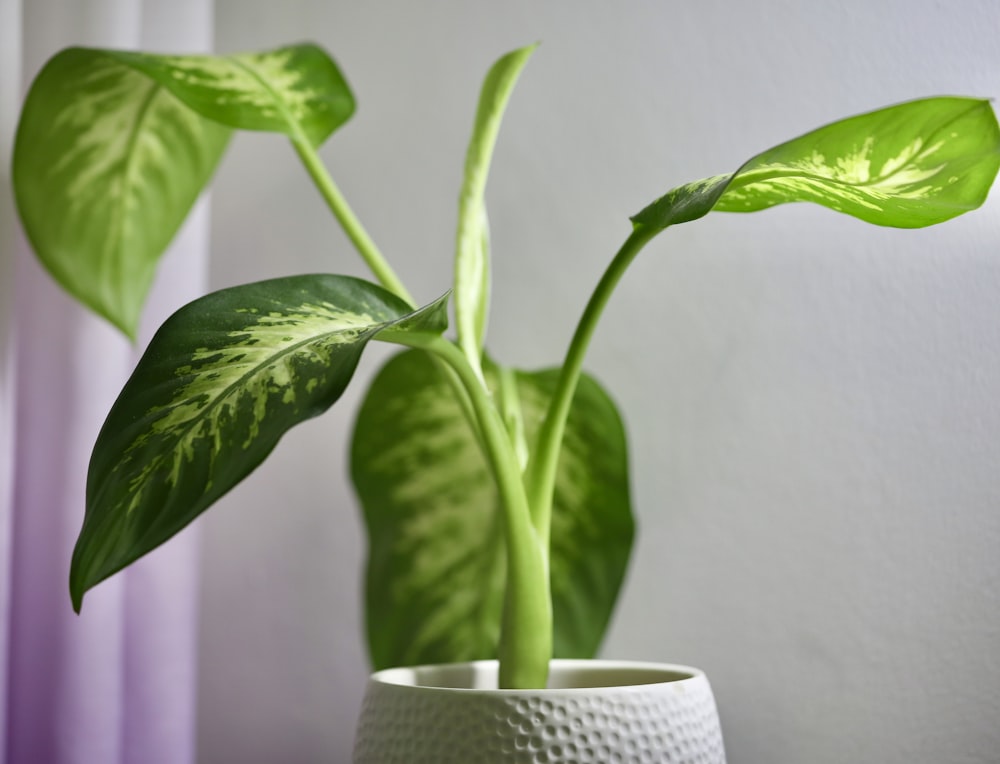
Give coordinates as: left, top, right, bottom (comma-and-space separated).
72, 275, 448, 611
454, 44, 536, 377
351, 350, 633, 669
632, 97, 1000, 232
13, 48, 232, 338
107, 43, 355, 147
13, 43, 354, 339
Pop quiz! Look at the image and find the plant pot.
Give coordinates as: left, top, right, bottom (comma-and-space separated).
353, 659, 726, 763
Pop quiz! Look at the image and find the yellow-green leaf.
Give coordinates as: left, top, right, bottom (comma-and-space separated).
13, 48, 231, 337
13, 43, 354, 338
109, 43, 354, 147
632, 97, 1000, 232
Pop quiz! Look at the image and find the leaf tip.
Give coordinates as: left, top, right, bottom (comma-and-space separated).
117, 320, 139, 345
503, 41, 540, 65
69, 578, 85, 614
103, 316, 138, 344
69, 542, 93, 614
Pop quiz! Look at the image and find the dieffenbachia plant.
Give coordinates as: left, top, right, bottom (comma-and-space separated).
12, 42, 999, 689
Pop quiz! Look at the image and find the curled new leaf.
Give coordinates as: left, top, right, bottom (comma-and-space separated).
454, 44, 537, 376
73, 275, 448, 611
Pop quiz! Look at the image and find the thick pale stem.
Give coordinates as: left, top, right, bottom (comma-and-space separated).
291, 138, 415, 306
389, 333, 552, 689
524, 225, 658, 538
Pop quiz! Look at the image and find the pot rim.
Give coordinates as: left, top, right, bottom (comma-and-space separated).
368, 658, 707, 693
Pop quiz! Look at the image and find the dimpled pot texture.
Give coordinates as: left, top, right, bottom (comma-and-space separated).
352, 659, 726, 763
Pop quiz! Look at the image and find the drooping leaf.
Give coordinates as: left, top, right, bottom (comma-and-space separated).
13, 43, 354, 338
13, 48, 232, 337
632, 97, 1000, 233
454, 44, 536, 375
351, 350, 632, 669
73, 275, 448, 611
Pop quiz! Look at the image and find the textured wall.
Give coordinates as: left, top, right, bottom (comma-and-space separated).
200, 2, 1000, 761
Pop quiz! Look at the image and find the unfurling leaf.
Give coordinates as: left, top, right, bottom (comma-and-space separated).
454, 44, 537, 376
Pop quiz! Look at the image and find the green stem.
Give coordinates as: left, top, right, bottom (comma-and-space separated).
496, 362, 529, 472
289, 139, 483, 439
388, 333, 552, 689
292, 138, 415, 306
433, 357, 483, 444
524, 224, 658, 538
291, 131, 547, 683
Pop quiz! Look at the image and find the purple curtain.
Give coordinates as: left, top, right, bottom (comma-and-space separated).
1, 1, 212, 762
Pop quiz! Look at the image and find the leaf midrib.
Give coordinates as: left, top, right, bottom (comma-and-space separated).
100, 69, 161, 324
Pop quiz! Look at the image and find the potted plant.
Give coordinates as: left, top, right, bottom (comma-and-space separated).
12, 41, 999, 762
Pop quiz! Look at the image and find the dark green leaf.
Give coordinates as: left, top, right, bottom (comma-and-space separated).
632, 97, 1000, 232
351, 350, 633, 669
72, 275, 448, 611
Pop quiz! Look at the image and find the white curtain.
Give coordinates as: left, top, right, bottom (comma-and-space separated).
1, 1, 212, 761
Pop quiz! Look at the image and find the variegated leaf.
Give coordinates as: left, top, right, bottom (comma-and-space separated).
13, 48, 232, 337
13, 43, 353, 338
632, 97, 1000, 232
72, 275, 448, 611
108, 43, 355, 147
351, 350, 632, 669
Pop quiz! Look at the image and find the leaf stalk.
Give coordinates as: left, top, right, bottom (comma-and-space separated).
524, 224, 658, 540
292, 138, 415, 306
389, 332, 552, 689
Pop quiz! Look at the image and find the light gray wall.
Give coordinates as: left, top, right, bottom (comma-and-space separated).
199, 2, 1000, 762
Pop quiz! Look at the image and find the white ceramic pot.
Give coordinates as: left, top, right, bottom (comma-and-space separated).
353, 659, 725, 763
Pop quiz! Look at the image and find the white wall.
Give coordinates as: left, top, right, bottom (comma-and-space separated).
199, 1, 1000, 761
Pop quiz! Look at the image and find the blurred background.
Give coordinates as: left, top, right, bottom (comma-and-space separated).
4, 1, 999, 762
